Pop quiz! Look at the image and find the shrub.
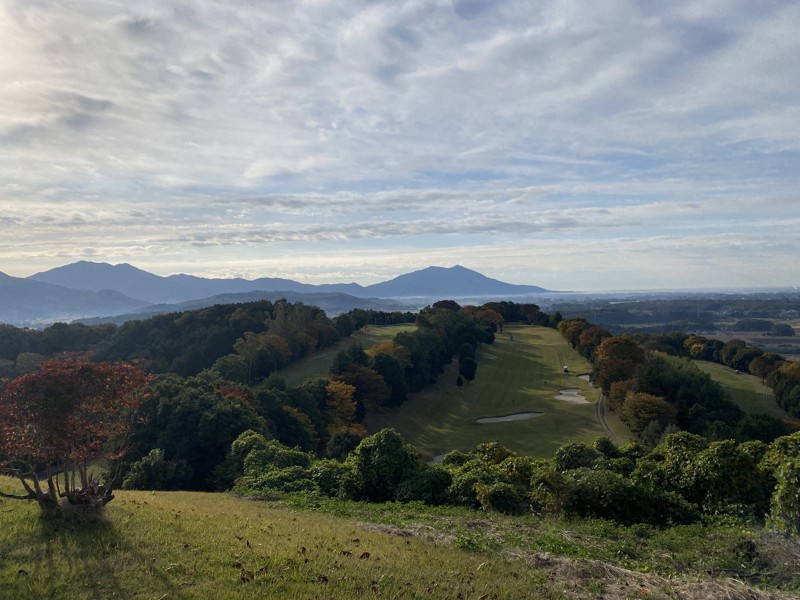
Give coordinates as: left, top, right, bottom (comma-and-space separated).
246, 465, 315, 494
341, 429, 421, 502
475, 482, 527, 515
529, 461, 568, 515
440, 449, 472, 467
310, 459, 351, 497
122, 448, 192, 491
554, 441, 602, 472
447, 462, 505, 508
395, 466, 452, 505
769, 456, 800, 536
324, 428, 364, 460
593, 436, 621, 458
561, 468, 697, 526
475, 441, 515, 465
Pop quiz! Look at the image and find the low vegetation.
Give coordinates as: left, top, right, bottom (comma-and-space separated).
2, 476, 798, 599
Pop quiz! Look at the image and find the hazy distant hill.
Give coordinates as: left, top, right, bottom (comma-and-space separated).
365, 265, 548, 297
30, 261, 549, 303
29, 261, 364, 304
77, 290, 414, 325
12, 261, 549, 326
0, 271, 148, 325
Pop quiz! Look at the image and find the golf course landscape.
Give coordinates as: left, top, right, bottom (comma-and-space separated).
278, 322, 634, 459
694, 360, 790, 420
361, 323, 633, 460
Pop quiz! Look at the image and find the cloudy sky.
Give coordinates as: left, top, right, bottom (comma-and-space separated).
1, 0, 798, 291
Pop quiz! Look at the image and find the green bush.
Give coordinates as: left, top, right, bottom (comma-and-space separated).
446, 462, 505, 508
769, 456, 800, 536
395, 466, 452, 505
122, 448, 191, 491
475, 481, 527, 515
245, 465, 315, 493
243, 440, 312, 473
554, 441, 602, 472
341, 429, 421, 502
529, 461, 568, 515
310, 459, 351, 497
561, 468, 697, 526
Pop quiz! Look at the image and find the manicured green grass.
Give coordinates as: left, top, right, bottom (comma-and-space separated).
693, 360, 789, 420
365, 324, 633, 460
279, 324, 416, 387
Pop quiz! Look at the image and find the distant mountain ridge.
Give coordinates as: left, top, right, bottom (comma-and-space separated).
29, 261, 548, 303
0, 262, 549, 326
367, 265, 547, 297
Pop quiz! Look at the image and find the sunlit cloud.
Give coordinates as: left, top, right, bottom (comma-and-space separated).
0, 0, 798, 290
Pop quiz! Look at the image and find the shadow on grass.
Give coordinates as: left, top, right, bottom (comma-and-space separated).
0, 507, 185, 599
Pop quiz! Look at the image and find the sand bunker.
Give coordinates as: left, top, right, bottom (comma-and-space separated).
555, 388, 589, 404
475, 412, 543, 424
578, 374, 591, 383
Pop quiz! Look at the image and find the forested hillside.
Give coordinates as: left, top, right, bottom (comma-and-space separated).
1, 297, 799, 597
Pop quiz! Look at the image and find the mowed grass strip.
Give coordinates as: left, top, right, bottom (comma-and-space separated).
279, 324, 416, 387
0, 481, 560, 600
365, 324, 631, 460
693, 360, 788, 420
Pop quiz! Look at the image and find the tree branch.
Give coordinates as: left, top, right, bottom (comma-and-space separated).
0, 489, 34, 501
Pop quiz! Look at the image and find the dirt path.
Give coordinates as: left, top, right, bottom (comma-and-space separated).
595, 391, 618, 442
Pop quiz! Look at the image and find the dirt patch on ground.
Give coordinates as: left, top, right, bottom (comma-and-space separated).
356, 522, 796, 599
475, 412, 544, 424
516, 551, 796, 600
555, 388, 589, 404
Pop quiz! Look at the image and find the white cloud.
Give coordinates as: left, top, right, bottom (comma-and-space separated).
0, 0, 798, 290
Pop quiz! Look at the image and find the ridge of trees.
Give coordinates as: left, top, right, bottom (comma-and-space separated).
556, 318, 799, 446
0, 302, 417, 378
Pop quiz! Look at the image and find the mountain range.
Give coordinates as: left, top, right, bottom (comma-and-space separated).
0, 262, 549, 326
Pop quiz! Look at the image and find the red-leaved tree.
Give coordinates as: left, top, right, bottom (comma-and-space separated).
0, 355, 151, 519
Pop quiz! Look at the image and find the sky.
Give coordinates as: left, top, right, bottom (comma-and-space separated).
1, 0, 799, 291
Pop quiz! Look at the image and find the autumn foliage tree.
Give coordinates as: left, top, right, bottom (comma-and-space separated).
0, 356, 151, 520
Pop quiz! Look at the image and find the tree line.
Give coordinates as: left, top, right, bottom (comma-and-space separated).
0, 302, 416, 379
557, 318, 799, 446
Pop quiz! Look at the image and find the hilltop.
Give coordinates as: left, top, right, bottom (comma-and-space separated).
1, 481, 798, 599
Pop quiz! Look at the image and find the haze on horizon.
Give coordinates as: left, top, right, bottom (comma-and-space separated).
1, 1, 799, 292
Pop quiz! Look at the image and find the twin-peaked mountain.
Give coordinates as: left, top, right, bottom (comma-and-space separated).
1, 261, 548, 325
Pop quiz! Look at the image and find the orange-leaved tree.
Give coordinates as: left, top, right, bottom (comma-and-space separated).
0, 355, 152, 519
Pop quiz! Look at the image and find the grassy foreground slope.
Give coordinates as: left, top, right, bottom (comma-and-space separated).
0, 485, 552, 599
694, 360, 789, 420
366, 324, 632, 460
280, 324, 415, 387
3, 482, 798, 600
